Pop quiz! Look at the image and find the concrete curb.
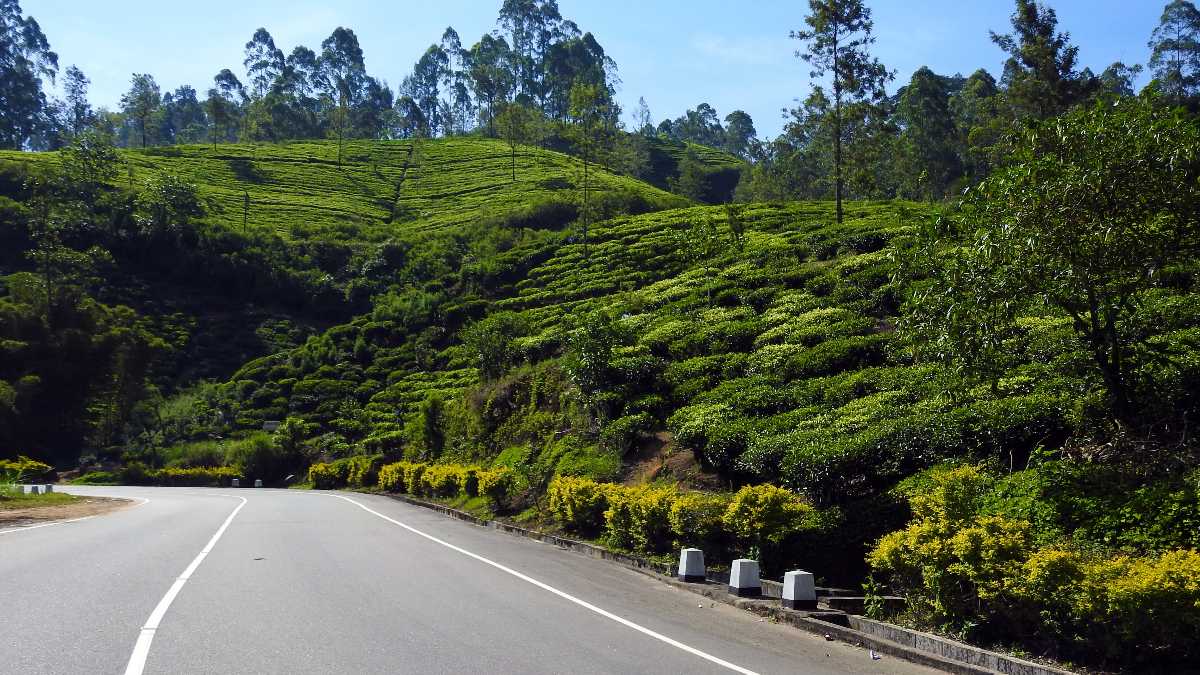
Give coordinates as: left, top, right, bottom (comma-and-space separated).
374, 491, 1076, 675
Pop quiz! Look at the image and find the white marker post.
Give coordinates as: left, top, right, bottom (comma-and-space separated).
783, 570, 817, 610
231, 478, 239, 488
728, 559, 761, 597
254, 479, 263, 488
678, 548, 706, 583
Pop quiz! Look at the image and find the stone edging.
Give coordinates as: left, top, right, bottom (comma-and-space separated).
375, 491, 1077, 675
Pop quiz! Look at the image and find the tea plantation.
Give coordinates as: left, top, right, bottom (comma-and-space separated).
4, 134, 1200, 670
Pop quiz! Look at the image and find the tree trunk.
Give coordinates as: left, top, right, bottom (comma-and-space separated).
833, 30, 844, 225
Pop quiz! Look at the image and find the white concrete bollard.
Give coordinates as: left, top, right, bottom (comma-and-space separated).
28, 485, 42, 495
678, 548, 706, 583
783, 570, 817, 610
231, 478, 239, 488
254, 479, 263, 488
728, 559, 761, 597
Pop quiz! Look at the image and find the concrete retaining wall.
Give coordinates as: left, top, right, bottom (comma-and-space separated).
848, 616, 1077, 675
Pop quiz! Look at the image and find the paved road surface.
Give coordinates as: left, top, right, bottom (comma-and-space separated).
1, 486, 940, 675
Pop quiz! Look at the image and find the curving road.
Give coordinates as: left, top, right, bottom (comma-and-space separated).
1, 486, 939, 675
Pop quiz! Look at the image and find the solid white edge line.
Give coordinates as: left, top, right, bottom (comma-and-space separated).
330, 494, 760, 675
123, 495, 247, 675
0, 497, 150, 536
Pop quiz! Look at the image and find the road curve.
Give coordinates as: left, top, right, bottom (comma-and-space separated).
1, 486, 939, 675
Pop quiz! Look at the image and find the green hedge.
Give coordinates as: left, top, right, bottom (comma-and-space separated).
546, 476, 826, 565
316, 459, 515, 508
0, 456, 56, 482
118, 465, 240, 487
306, 455, 385, 490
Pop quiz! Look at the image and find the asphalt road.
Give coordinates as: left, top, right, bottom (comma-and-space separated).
1, 486, 940, 675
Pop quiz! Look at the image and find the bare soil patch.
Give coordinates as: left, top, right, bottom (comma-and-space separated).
621, 431, 728, 490
0, 496, 135, 528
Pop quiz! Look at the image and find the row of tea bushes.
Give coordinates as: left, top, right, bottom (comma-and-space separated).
546, 476, 830, 564
307, 458, 514, 507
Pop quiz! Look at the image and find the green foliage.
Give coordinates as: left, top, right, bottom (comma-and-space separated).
461, 313, 529, 381
118, 464, 239, 487
223, 432, 298, 484
0, 455, 55, 482
872, 462, 1200, 667
547, 475, 612, 534
722, 484, 816, 552
904, 96, 1200, 419
602, 485, 678, 553
70, 471, 119, 485
668, 492, 730, 551
421, 463, 464, 497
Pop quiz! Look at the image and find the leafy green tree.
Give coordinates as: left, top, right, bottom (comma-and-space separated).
564, 309, 621, 402
136, 174, 203, 241
725, 202, 747, 252
496, 100, 536, 180
405, 394, 445, 460
1148, 0, 1200, 106
543, 31, 617, 121
439, 27, 475, 134
723, 110, 757, 159
567, 80, 611, 256
792, 0, 893, 223
990, 0, 1095, 119
280, 46, 322, 138
665, 103, 725, 147
632, 97, 654, 136
120, 73, 161, 148
160, 85, 207, 145
896, 67, 961, 200
62, 65, 92, 138
609, 129, 651, 180
0, 0, 57, 149
669, 149, 711, 202
58, 129, 120, 224
1098, 62, 1144, 97
461, 312, 528, 380
317, 27, 368, 164
204, 87, 236, 148
950, 69, 1005, 183
497, 0, 566, 111
469, 34, 517, 136
404, 45, 449, 136
904, 97, 1200, 416
244, 28, 285, 100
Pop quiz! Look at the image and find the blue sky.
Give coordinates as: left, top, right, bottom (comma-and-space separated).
27, 0, 1165, 138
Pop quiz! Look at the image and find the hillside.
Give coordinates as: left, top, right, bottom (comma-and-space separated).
0, 138, 689, 243
5, 125, 1200, 670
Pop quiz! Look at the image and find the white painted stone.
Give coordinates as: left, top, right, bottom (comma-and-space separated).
254, 479, 263, 488
728, 559, 761, 596
783, 570, 817, 609
678, 548, 706, 582
231, 478, 239, 488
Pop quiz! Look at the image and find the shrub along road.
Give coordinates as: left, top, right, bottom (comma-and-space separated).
0, 487, 937, 675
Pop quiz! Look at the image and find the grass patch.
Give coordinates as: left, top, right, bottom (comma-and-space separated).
0, 491, 79, 511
